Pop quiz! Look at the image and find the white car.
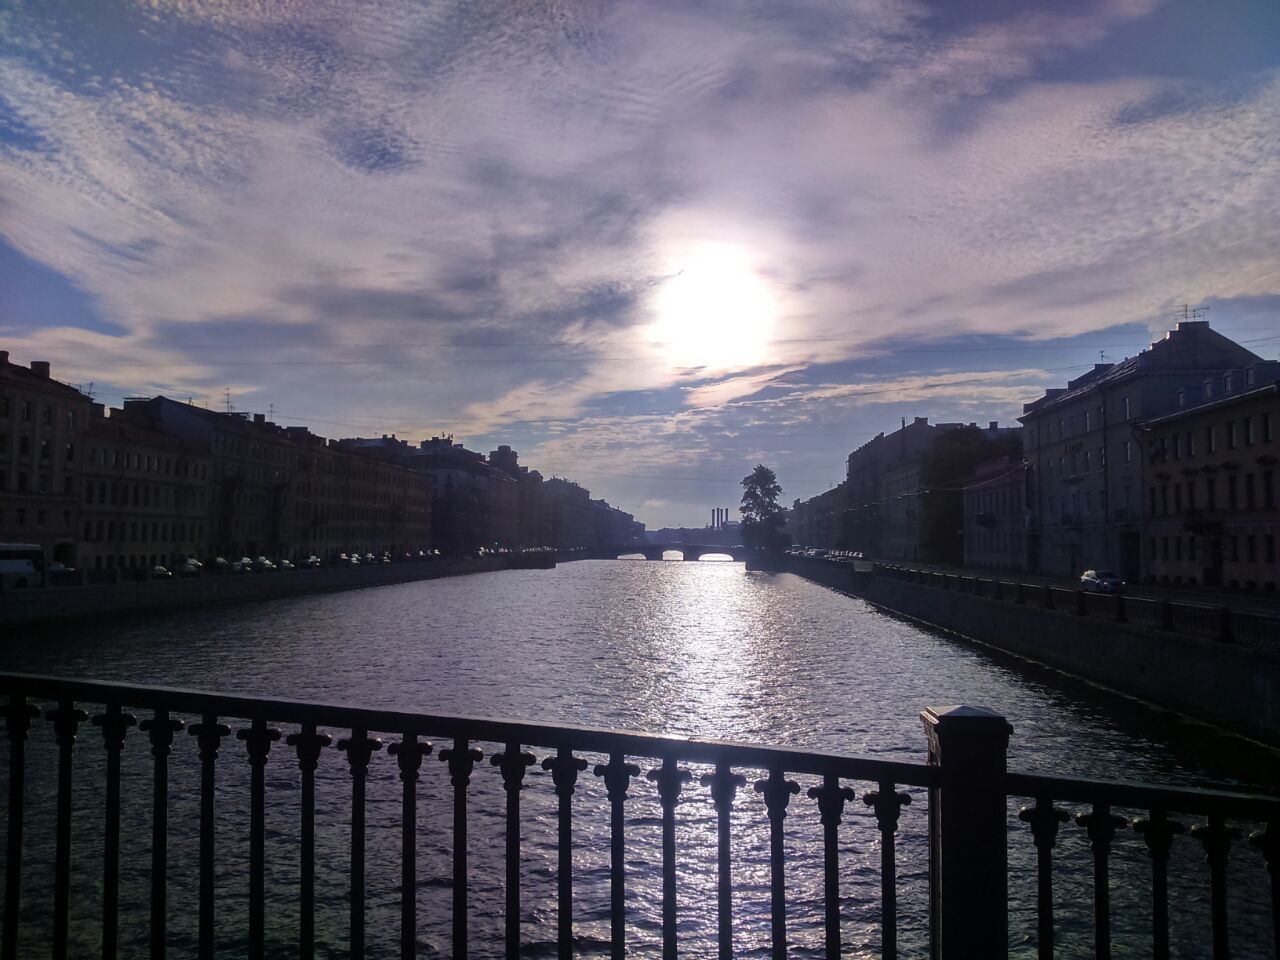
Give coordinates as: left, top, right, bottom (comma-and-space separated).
303, 555, 322, 568
1080, 570, 1124, 593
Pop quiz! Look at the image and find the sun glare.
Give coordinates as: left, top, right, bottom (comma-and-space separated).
649, 243, 776, 372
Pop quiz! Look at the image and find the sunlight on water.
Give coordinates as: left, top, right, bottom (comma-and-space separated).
2, 561, 1276, 957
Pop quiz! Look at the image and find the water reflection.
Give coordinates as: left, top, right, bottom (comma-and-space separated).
4, 561, 1277, 957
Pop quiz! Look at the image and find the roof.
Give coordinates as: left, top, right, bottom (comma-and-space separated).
1140, 380, 1279, 429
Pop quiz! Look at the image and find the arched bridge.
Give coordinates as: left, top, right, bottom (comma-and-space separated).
610, 543, 748, 562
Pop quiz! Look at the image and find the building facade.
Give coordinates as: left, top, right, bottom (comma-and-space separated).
962, 456, 1029, 571
1138, 363, 1279, 591
0, 353, 93, 566
1020, 321, 1263, 579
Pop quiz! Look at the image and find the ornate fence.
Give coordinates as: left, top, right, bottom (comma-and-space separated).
2, 672, 1278, 959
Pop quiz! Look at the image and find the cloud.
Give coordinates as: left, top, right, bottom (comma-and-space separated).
2, 0, 1278, 525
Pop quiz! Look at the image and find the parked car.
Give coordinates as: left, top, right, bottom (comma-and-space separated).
303, 555, 322, 568
231, 556, 255, 574
253, 556, 276, 572
151, 565, 173, 579
1080, 570, 1124, 593
178, 559, 202, 577
276, 559, 294, 571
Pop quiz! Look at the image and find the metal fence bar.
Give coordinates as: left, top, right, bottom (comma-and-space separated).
141, 709, 181, 960
595, 753, 639, 960
287, 724, 331, 960
1133, 810, 1182, 960
441, 737, 482, 960
808, 775, 854, 959
238, 718, 280, 960
866, 782, 910, 960
1247, 822, 1279, 954
1077, 803, 1125, 960
648, 757, 691, 960
704, 763, 745, 960
48, 701, 86, 960
93, 704, 135, 960
1019, 796, 1068, 960
2, 698, 38, 960
543, 748, 587, 960
756, 765, 800, 959
1192, 815, 1241, 960
389, 734, 430, 960
189, 716, 230, 960
338, 729, 381, 960
492, 743, 534, 960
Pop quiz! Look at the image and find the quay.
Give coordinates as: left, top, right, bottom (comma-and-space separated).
786, 553, 1280, 747
0, 553, 559, 628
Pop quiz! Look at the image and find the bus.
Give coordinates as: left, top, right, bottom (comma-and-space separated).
0, 543, 46, 590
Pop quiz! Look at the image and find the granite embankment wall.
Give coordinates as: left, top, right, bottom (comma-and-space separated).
0, 557, 523, 628
786, 557, 1280, 747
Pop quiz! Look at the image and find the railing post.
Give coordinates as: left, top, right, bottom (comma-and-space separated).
1217, 607, 1234, 643
1113, 593, 1127, 624
1158, 600, 1174, 631
922, 705, 1012, 960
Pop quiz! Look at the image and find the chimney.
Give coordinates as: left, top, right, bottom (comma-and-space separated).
989, 421, 998, 432
0, 350, 8, 365
253, 413, 265, 425
30, 361, 50, 378
92, 403, 106, 419
914, 416, 927, 426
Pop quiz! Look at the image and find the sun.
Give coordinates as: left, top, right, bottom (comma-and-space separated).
648, 243, 776, 372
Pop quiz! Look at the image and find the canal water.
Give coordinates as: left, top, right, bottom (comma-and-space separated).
2, 560, 1277, 957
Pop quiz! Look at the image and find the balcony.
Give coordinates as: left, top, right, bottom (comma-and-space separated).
3, 673, 1279, 959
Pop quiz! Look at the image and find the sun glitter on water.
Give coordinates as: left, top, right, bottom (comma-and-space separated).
648, 242, 777, 372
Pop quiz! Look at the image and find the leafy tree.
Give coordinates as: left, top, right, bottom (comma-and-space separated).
740, 464, 787, 553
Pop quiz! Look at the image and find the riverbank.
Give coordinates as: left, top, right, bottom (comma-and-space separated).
0, 554, 553, 628
786, 555, 1280, 748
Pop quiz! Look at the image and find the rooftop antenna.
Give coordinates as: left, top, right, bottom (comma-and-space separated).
224, 387, 233, 413
1173, 303, 1209, 324
268, 403, 276, 421
1099, 351, 1107, 364
84, 381, 95, 400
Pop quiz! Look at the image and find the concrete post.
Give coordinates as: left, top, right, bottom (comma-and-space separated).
1113, 593, 1127, 624
1159, 600, 1174, 631
923, 706, 1012, 960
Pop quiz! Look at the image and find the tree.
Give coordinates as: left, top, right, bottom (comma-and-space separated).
740, 464, 787, 553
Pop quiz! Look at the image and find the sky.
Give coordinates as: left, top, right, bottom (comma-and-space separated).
2, 0, 1279, 529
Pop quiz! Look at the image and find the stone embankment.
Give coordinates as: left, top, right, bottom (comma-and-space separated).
0, 554, 555, 628
786, 555, 1280, 747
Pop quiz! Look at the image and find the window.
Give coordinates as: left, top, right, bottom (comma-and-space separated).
1186, 430, 1195, 457
1266, 472, 1276, 509
66, 410, 75, 430
1267, 535, 1276, 563
1245, 474, 1256, 509
38, 438, 49, 461
16, 507, 26, 527
1083, 451, 1091, 472
41, 405, 51, 425
19, 401, 31, 422
1227, 420, 1237, 449
1264, 412, 1273, 442
1247, 535, 1257, 563
65, 442, 74, 463
1084, 411, 1091, 431
18, 435, 29, 456
1245, 416, 1255, 445
1123, 397, 1131, 420
1207, 477, 1217, 509
1227, 475, 1238, 510
1207, 425, 1216, 453
0, 396, 7, 417
1124, 440, 1132, 463
1189, 536, 1198, 562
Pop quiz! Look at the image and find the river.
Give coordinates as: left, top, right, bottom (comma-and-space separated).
3, 560, 1276, 957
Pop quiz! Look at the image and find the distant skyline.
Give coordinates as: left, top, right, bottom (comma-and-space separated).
2, 0, 1278, 528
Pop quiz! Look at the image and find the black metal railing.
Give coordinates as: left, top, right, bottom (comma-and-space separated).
3, 672, 1279, 959
1007, 772, 1280, 960
2, 673, 934, 960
